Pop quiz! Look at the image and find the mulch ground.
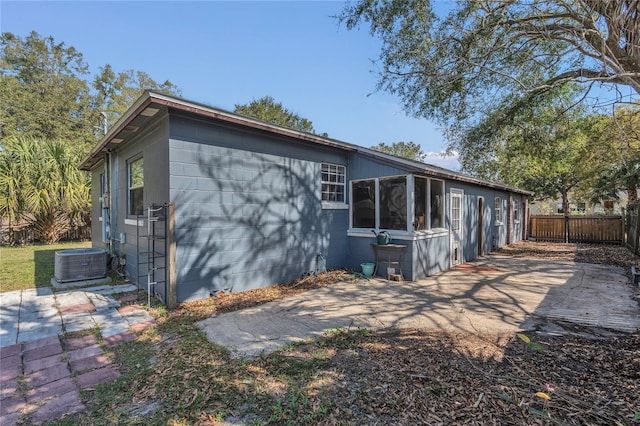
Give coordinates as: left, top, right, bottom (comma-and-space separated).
162, 241, 640, 425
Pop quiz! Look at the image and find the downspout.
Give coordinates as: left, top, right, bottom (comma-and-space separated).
102, 153, 110, 252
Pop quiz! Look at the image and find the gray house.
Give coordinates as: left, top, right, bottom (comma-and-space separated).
80, 92, 532, 307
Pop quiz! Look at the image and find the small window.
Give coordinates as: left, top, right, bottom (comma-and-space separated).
128, 157, 144, 216
451, 193, 461, 231
495, 197, 502, 223
513, 201, 520, 221
321, 163, 346, 203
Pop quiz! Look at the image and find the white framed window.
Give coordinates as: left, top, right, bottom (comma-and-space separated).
513, 201, 520, 222
128, 156, 144, 216
321, 163, 346, 205
451, 193, 461, 231
495, 197, 502, 223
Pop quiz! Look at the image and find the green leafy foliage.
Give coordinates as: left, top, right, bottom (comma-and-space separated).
92, 65, 182, 128
0, 31, 94, 147
0, 31, 182, 234
234, 95, 315, 133
370, 141, 424, 161
0, 135, 90, 243
339, 1, 640, 181
579, 107, 640, 205
1, 31, 181, 154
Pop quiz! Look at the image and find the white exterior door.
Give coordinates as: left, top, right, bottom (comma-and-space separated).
450, 190, 463, 266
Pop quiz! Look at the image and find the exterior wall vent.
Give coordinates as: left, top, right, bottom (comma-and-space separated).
54, 248, 108, 282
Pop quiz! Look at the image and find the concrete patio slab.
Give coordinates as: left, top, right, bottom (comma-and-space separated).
198, 257, 640, 358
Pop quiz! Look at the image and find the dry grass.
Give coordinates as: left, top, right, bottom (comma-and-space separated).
64, 242, 639, 425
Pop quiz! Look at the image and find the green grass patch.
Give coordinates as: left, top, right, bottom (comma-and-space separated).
0, 241, 91, 292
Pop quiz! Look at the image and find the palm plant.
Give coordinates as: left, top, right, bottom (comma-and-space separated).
0, 135, 90, 243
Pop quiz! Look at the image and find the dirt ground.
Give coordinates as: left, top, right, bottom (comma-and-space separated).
176, 241, 640, 425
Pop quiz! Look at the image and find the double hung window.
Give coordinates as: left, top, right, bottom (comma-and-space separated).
128, 157, 144, 216
321, 163, 346, 203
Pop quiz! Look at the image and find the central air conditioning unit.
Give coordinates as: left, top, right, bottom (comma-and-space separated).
54, 248, 108, 282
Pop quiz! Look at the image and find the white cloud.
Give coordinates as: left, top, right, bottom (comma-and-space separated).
421, 151, 461, 171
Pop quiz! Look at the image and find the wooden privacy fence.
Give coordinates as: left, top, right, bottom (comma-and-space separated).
529, 215, 624, 244
1, 224, 91, 246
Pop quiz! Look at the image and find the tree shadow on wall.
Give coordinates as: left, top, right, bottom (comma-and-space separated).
173, 144, 340, 299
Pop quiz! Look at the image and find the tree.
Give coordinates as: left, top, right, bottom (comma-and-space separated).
0, 136, 90, 243
370, 141, 424, 161
93, 65, 182, 128
461, 91, 593, 216
234, 96, 315, 133
1, 32, 182, 152
582, 107, 640, 205
0, 31, 95, 146
339, 1, 640, 168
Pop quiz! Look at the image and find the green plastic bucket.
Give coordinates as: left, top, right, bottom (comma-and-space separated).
361, 262, 375, 277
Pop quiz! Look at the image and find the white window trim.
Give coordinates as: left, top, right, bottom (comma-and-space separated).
495, 196, 503, 226
349, 174, 448, 236
322, 202, 349, 210
347, 228, 448, 240
124, 218, 144, 226
320, 163, 347, 205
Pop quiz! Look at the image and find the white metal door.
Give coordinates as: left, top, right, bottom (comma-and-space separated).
450, 190, 463, 266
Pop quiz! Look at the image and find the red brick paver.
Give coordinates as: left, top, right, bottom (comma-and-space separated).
0, 364, 21, 382
59, 303, 96, 315
0, 395, 26, 416
24, 354, 64, 374
30, 390, 84, 423
69, 354, 112, 373
117, 304, 143, 315
26, 363, 70, 389
76, 366, 121, 390
103, 331, 137, 348
23, 336, 59, 352
0, 296, 138, 424
67, 344, 103, 362
0, 344, 21, 359
0, 378, 18, 400
23, 342, 62, 363
26, 377, 75, 403
62, 335, 98, 350
129, 320, 155, 332
0, 410, 23, 426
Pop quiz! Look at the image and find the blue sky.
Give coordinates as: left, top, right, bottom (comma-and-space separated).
0, 0, 460, 170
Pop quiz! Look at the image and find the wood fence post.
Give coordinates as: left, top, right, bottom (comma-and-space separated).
166, 202, 177, 309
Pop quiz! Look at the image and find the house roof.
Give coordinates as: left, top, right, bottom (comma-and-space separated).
79, 91, 533, 196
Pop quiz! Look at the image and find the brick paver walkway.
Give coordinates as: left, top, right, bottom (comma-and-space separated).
0, 286, 156, 425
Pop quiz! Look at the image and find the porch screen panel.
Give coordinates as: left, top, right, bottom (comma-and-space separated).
414, 177, 427, 230
430, 179, 444, 228
380, 177, 407, 230
352, 180, 375, 228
